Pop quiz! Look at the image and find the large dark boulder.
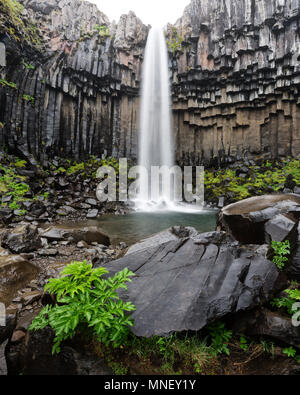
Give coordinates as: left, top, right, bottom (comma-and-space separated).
218, 194, 300, 244
104, 227, 282, 337
11, 327, 112, 376
233, 308, 300, 348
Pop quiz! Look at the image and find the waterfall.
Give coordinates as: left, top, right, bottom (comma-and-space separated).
136, 26, 174, 210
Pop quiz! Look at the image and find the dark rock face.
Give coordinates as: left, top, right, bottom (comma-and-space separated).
171, 0, 300, 163
233, 308, 300, 348
104, 228, 281, 337
1, 225, 42, 254
218, 194, 300, 244
10, 327, 112, 375
0, 0, 148, 162
1, 0, 300, 163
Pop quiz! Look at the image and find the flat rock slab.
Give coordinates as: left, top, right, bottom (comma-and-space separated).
41, 226, 110, 246
104, 229, 280, 337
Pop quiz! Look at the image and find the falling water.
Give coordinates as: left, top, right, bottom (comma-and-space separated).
136, 26, 174, 211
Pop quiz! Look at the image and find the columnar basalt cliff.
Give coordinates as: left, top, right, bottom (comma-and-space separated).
0, 0, 300, 164
0, 0, 148, 162
170, 0, 300, 164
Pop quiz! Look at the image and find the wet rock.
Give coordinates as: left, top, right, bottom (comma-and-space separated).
22, 291, 42, 306
42, 226, 109, 246
16, 327, 113, 375
37, 249, 58, 257
1, 225, 42, 254
30, 201, 46, 217
218, 194, 300, 244
86, 199, 98, 207
0, 256, 39, 305
77, 241, 88, 249
104, 228, 281, 337
86, 209, 99, 219
11, 330, 26, 345
127, 226, 197, 255
233, 308, 300, 348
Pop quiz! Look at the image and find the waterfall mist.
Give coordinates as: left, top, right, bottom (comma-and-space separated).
136, 26, 174, 210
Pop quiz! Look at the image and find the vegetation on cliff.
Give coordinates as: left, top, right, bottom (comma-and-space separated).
0, 0, 42, 47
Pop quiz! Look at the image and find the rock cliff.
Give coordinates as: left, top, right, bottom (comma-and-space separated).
170, 0, 300, 164
0, 0, 148, 162
0, 0, 300, 164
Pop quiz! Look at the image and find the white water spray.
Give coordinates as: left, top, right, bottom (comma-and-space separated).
136, 26, 174, 211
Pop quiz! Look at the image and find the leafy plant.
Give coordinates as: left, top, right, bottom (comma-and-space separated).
239, 336, 249, 351
29, 261, 136, 354
271, 288, 300, 315
207, 322, 232, 356
22, 61, 35, 70
0, 78, 17, 89
283, 347, 297, 358
23, 94, 35, 103
272, 240, 290, 270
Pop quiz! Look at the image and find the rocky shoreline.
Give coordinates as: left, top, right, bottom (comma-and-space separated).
0, 153, 300, 375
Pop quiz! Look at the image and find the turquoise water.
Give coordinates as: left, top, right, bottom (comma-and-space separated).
86, 210, 217, 245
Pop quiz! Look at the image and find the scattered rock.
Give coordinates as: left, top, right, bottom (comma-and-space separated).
0, 256, 39, 305
1, 225, 42, 254
86, 209, 99, 219
37, 249, 58, 257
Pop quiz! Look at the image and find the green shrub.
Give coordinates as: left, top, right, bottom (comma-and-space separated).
207, 322, 232, 356
29, 261, 136, 354
271, 288, 300, 315
272, 240, 290, 270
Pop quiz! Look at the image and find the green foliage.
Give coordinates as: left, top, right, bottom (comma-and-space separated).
22, 61, 35, 70
0, 163, 30, 212
166, 27, 183, 54
128, 333, 217, 375
207, 322, 232, 356
94, 24, 110, 37
272, 240, 290, 270
23, 94, 35, 104
205, 159, 300, 203
0, 78, 17, 89
0, 0, 41, 47
283, 347, 297, 358
239, 336, 249, 351
271, 288, 300, 316
29, 261, 136, 355
260, 340, 275, 357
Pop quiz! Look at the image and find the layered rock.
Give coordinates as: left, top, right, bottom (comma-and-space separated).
0, 0, 148, 162
170, 0, 300, 164
1, 0, 300, 163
